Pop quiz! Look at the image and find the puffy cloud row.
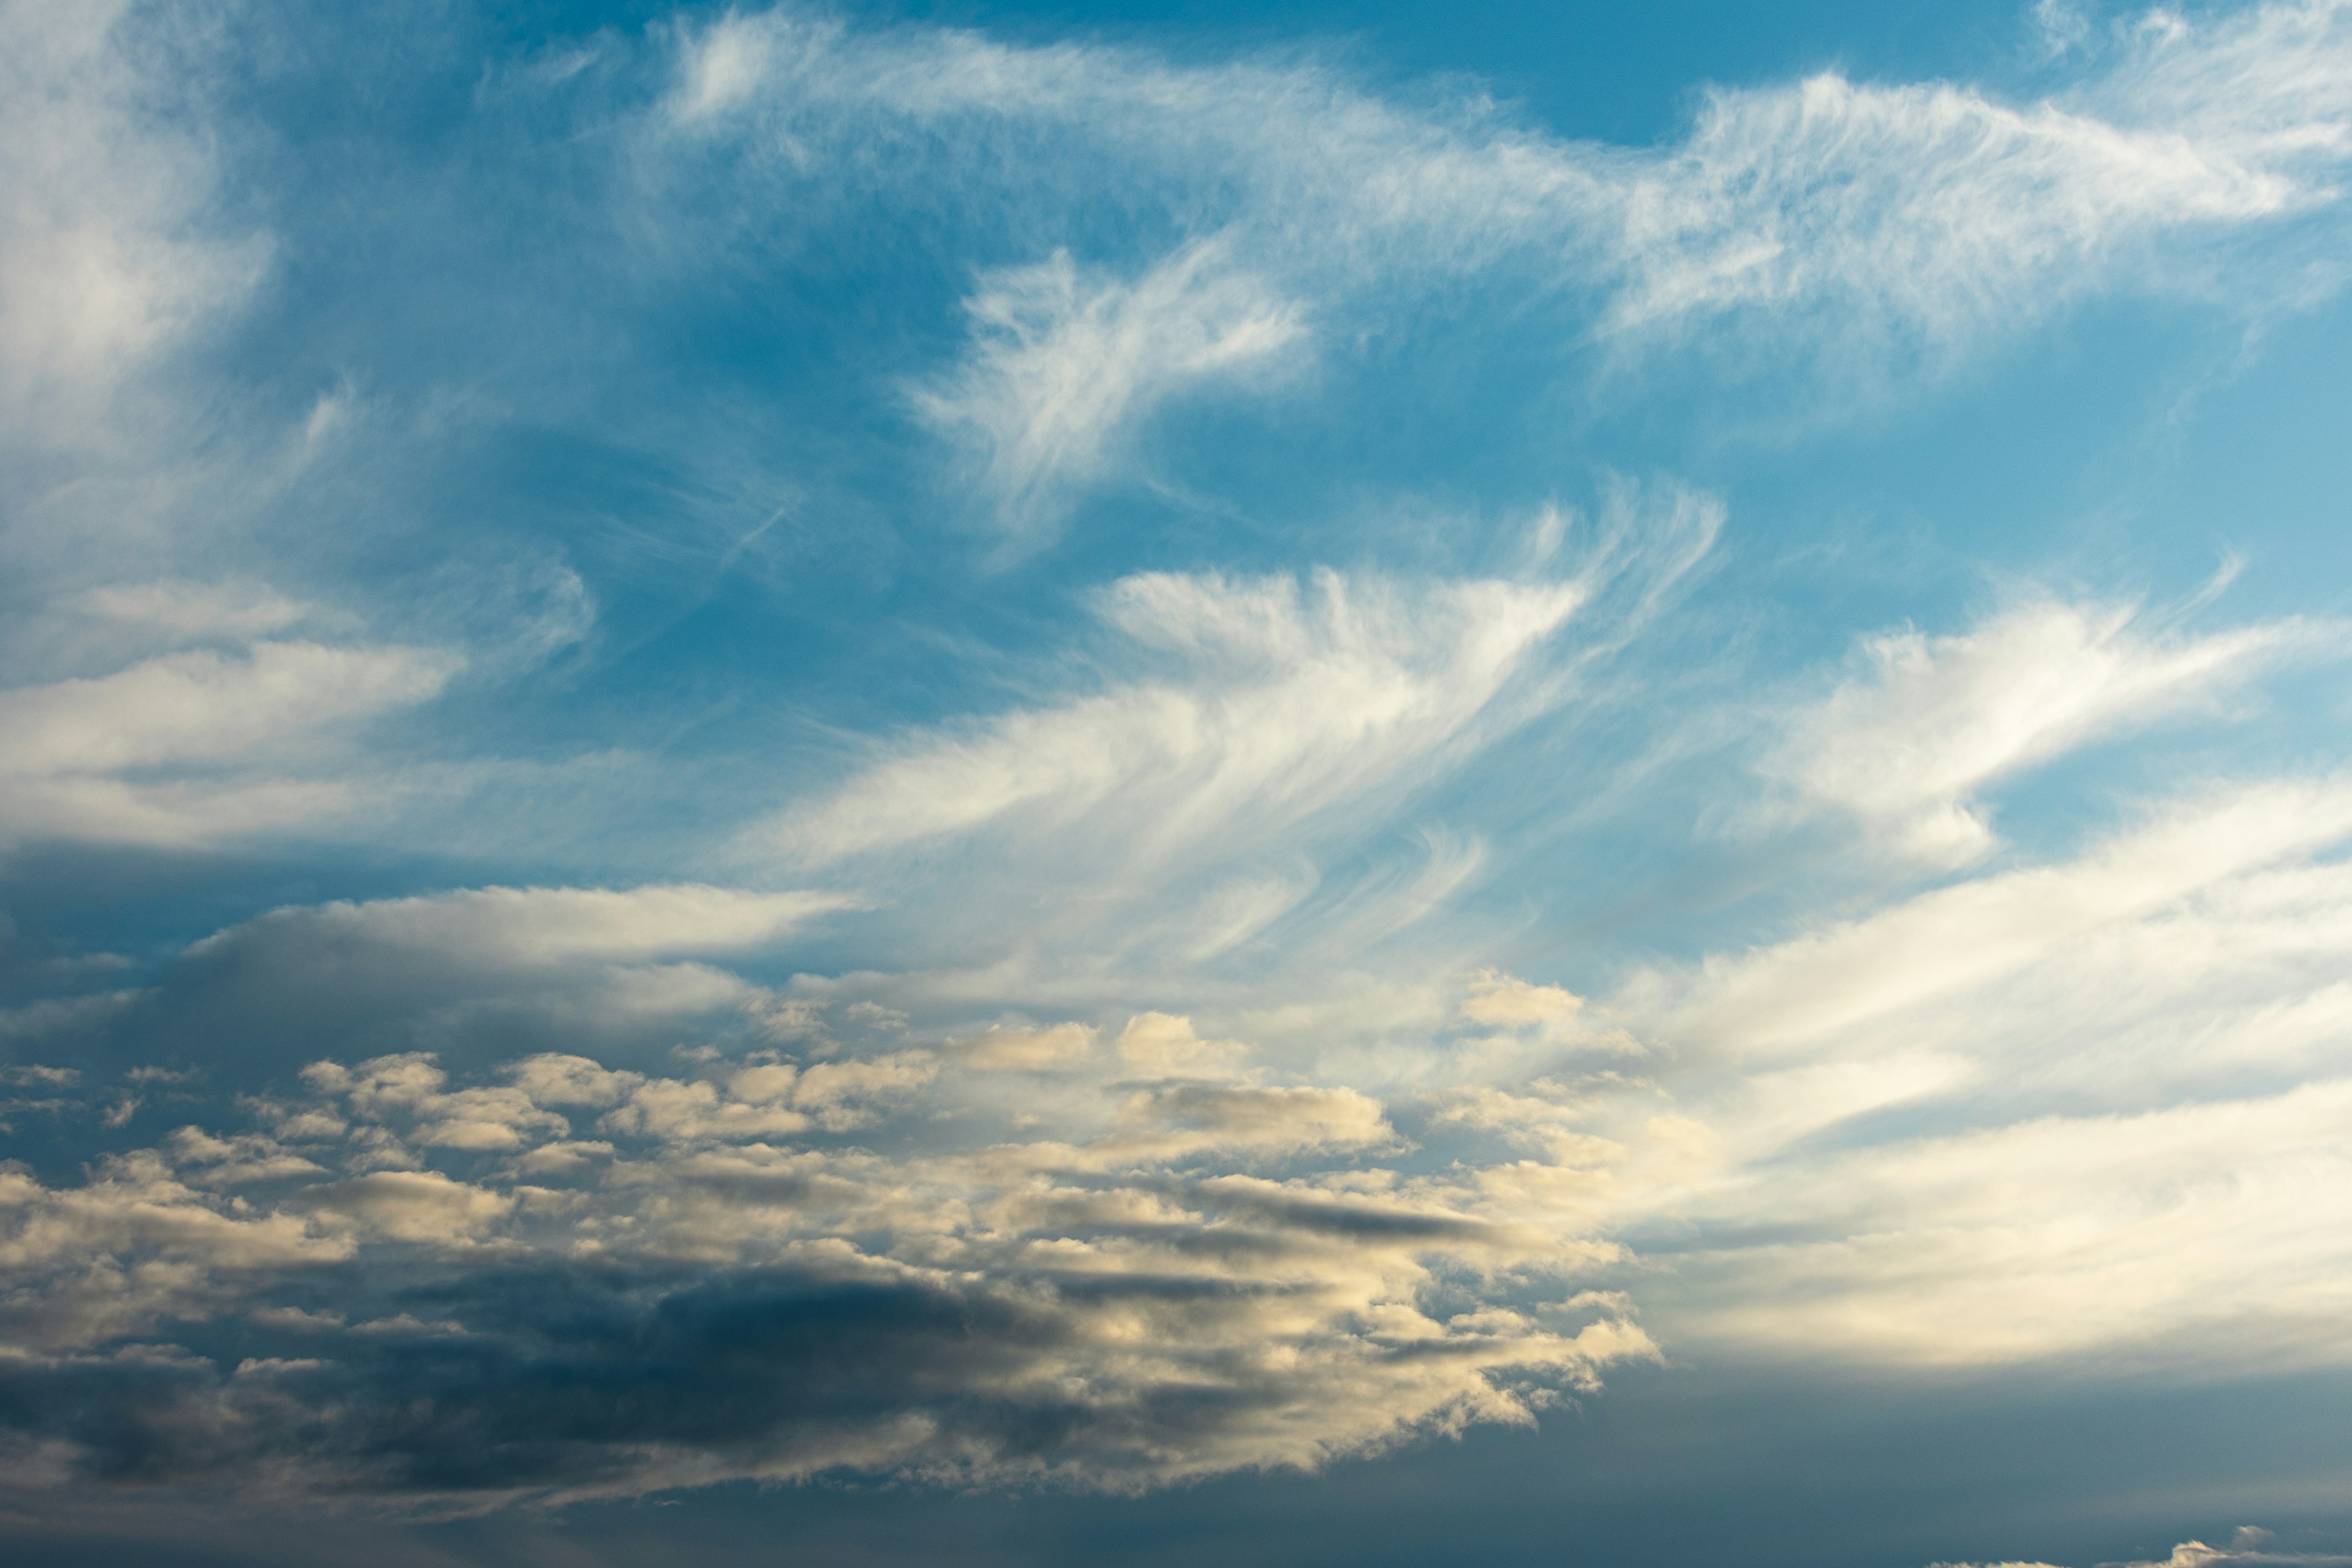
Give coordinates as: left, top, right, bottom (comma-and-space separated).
0, 1019, 1650, 1507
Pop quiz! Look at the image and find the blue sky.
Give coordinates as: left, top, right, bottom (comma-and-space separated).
5, 1, 2352, 1563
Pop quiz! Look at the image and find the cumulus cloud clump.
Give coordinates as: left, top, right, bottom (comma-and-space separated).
0, 1023, 1651, 1507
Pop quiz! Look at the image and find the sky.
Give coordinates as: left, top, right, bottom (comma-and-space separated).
4, 1, 2352, 1564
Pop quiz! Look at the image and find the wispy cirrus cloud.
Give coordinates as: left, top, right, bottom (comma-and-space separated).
0, 0, 265, 443
1760, 593, 2339, 865
1648, 777, 2352, 1060
761, 568, 1584, 867
662, 1, 2352, 525
912, 239, 1307, 541
756, 483, 1716, 888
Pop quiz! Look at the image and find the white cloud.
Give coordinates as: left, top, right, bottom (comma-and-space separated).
759, 565, 1592, 872
1090, 1080, 1396, 1167
88, 886, 863, 1090
1645, 777, 2352, 1058
592, 1049, 938, 1140
0, 1152, 352, 1352
0, 642, 454, 778
914, 238, 1306, 538
1765, 597, 2331, 864
300, 1053, 570, 1152
664, 0, 2352, 440
2112, 1532, 2352, 1568
1597, 58, 2313, 353
1115, 1011, 1250, 1079
1461, 968, 1585, 1029
72, 578, 309, 643
0, 1029, 1653, 1503
0, 0, 264, 439
2032, 0, 2093, 59
297, 1169, 513, 1243
506, 1052, 643, 1107
195, 883, 853, 970
956, 1020, 1099, 1071
1659, 1076, 2352, 1366
0, 639, 461, 849
1597, 777, 2352, 1369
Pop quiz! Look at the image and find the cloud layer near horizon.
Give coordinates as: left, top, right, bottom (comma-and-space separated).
12, 726, 2352, 1508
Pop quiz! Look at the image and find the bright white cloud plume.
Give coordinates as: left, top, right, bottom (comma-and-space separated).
758, 484, 1717, 921
764, 568, 1582, 866
1600, 777, 2352, 1367
1763, 595, 2334, 864
1653, 777, 2352, 1057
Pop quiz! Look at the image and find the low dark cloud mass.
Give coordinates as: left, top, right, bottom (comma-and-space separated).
0, 896, 1648, 1510
0, 1107, 1643, 1506
2, 1262, 1428, 1501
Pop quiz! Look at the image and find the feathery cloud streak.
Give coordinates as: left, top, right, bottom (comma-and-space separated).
663, 1, 2352, 525
1762, 594, 2335, 864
